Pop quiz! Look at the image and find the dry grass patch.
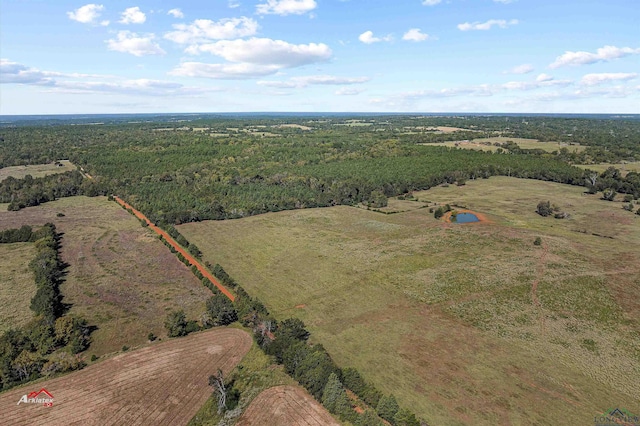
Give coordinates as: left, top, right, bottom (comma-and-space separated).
426, 137, 585, 153
0, 160, 76, 182
0, 196, 212, 356
0, 243, 36, 332
576, 162, 640, 177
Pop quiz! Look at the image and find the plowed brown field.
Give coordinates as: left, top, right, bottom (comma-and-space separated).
236, 385, 339, 426
0, 328, 252, 426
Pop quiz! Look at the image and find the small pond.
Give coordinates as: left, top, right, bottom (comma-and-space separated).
452, 212, 480, 223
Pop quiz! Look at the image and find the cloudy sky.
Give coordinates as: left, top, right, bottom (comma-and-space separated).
1, 0, 638, 114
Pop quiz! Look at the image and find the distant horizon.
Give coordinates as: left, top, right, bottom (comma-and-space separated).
1, 1, 638, 115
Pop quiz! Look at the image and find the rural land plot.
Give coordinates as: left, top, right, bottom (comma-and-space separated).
0, 196, 212, 356
0, 328, 252, 426
425, 137, 585, 153
0, 160, 76, 182
236, 385, 340, 426
0, 243, 36, 333
179, 177, 640, 426
576, 161, 640, 177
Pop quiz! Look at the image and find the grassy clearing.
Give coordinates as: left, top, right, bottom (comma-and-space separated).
576, 162, 640, 176
0, 196, 212, 356
179, 177, 639, 425
426, 137, 585, 153
0, 160, 76, 181
0, 243, 35, 332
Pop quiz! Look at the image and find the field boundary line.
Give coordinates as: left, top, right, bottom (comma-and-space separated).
113, 196, 235, 301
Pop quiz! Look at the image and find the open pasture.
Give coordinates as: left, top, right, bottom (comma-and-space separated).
0, 243, 36, 333
576, 161, 640, 177
0, 328, 252, 426
0, 160, 76, 182
179, 177, 639, 425
0, 196, 212, 356
426, 137, 585, 153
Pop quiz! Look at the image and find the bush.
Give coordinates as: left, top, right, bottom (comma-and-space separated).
122, 345, 129, 352
434, 207, 444, 219
533, 237, 542, 246
148, 332, 157, 342
164, 310, 188, 337
536, 201, 552, 217
377, 394, 400, 423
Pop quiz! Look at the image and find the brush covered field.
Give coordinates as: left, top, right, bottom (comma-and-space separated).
0, 196, 212, 356
179, 177, 640, 425
0, 243, 36, 333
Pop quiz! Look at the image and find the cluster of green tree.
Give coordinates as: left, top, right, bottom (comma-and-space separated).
0, 171, 109, 211
0, 224, 91, 391
0, 224, 55, 243
584, 166, 640, 199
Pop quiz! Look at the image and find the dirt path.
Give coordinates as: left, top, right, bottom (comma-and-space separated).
113, 196, 235, 301
0, 328, 252, 426
236, 385, 340, 426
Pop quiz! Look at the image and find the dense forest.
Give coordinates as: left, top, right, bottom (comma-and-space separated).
1, 115, 639, 224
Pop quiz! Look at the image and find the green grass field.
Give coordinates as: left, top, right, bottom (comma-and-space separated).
179, 177, 639, 425
0, 243, 36, 333
0, 196, 212, 356
0, 160, 76, 182
426, 137, 585, 153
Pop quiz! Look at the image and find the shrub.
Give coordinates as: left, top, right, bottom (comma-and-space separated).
122, 345, 129, 352
536, 201, 552, 217
533, 237, 542, 246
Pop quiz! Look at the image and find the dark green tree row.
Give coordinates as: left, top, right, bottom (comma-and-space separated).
0, 224, 91, 391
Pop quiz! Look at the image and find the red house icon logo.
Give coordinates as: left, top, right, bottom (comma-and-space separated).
17, 388, 54, 407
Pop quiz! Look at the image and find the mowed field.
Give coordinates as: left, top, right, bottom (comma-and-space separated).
236, 386, 340, 426
0, 160, 76, 181
0, 196, 212, 356
179, 177, 640, 425
0, 243, 36, 332
0, 328, 252, 425
426, 137, 585, 153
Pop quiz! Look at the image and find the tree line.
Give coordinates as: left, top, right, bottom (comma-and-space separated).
0, 224, 91, 391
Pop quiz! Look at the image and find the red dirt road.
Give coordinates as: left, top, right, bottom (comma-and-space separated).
0, 328, 251, 426
236, 385, 340, 426
114, 196, 235, 301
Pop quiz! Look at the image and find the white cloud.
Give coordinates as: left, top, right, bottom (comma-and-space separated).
1, 59, 212, 97
167, 8, 184, 19
402, 28, 431, 42
67, 4, 108, 25
504, 64, 533, 74
580, 73, 637, 86
256, 0, 317, 16
549, 45, 640, 68
358, 31, 392, 44
119, 7, 146, 24
457, 19, 518, 31
258, 74, 369, 88
335, 88, 363, 95
186, 38, 332, 68
422, 0, 441, 5
170, 62, 281, 79
502, 74, 571, 90
106, 31, 165, 56
229, 0, 241, 7
165, 17, 258, 44
536, 73, 553, 82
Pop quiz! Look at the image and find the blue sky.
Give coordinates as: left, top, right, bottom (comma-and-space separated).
1, 0, 638, 114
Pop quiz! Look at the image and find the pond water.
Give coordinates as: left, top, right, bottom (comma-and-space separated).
453, 212, 480, 223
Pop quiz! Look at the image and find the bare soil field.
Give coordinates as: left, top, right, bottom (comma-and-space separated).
0, 196, 212, 356
0, 243, 35, 332
0, 160, 76, 181
236, 385, 340, 426
179, 177, 639, 425
0, 328, 252, 426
